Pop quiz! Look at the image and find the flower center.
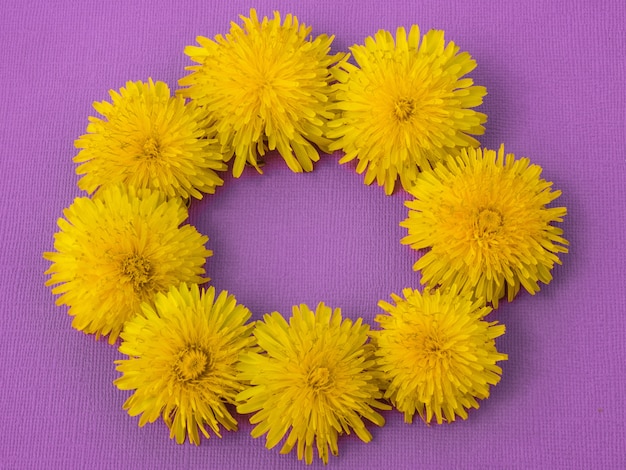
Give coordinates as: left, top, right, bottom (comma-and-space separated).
306, 366, 332, 392
475, 208, 503, 237
142, 137, 161, 159
173, 346, 211, 382
120, 254, 152, 291
423, 336, 445, 354
415, 320, 452, 359
393, 98, 416, 121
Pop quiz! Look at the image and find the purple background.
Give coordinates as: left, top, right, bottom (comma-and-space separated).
1, 0, 624, 468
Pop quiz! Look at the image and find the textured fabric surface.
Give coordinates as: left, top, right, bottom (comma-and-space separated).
1, 0, 624, 468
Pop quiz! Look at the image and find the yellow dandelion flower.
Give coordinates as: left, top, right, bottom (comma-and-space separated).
74, 78, 226, 199
401, 145, 569, 307
328, 25, 487, 194
236, 303, 388, 465
373, 288, 507, 424
114, 283, 255, 444
43, 185, 211, 343
178, 9, 346, 177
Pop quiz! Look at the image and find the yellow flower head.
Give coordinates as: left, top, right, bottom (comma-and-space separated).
401, 145, 569, 307
373, 288, 507, 424
178, 9, 346, 177
328, 25, 487, 194
114, 283, 255, 444
43, 185, 211, 343
74, 78, 226, 199
236, 303, 388, 465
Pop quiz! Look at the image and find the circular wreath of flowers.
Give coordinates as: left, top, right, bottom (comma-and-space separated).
44, 9, 568, 466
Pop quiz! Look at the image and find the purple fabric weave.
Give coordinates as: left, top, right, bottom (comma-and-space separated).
1, 0, 624, 468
